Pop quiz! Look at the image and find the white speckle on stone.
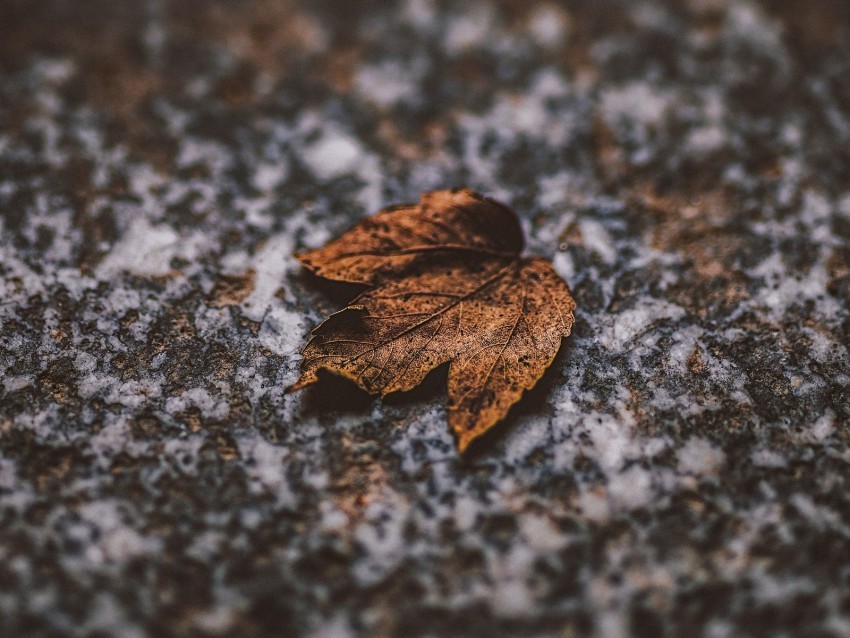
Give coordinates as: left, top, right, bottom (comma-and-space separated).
579, 488, 611, 522
102, 285, 143, 318
186, 531, 224, 561
802, 412, 836, 443
143, 22, 166, 57
106, 378, 165, 409
536, 171, 582, 212
578, 218, 617, 265
258, 307, 308, 357
686, 125, 726, 156
600, 83, 674, 129
238, 436, 296, 507
103, 527, 157, 563
519, 514, 566, 553
79, 500, 161, 564
401, 0, 436, 29
444, 4, 495, 54
676, 438, 726, 476
457, 68, 574, 190
790, 494, 840, 531
801, 189, 832, 225
302, 132, 363, 181
299, 125, 383, 209
752, 571, 817, 605
352, 490, 411, 585
668, 325, 705, 374
235, 233, 296, 321
192, 605, 239, 636
125, 164, 166, 213
0, 458, 20, 492
586, 412, 627, 467
165, 387, 230, 420
37, 58, 77, 84
77, 371, 116, 400
453, 495, 480, 532
319, 502, 349, 533
2, 375, 34, 392
253, 161, 289, 193
804, 326, 845, 364
750, 448, 787, 468
726, 4, 785, 58
83, 594, 146, 638
503, 415, 552, 463
838, 193, 850, 218
176, 139, 231, 174
74, 351, 98, 374
309, 615, 353, 638
490, 578, 533, 617
750, 252, 841, 322
704, 619, 735, 638
605, 299, 686, 351
163, 436, 205, 476
355, 61, 422, 108
528, 4, 569, 48
596, 609, 628, 638
552, 251, 575, 280
608, 464, 654, 509
96, 218, 179, 279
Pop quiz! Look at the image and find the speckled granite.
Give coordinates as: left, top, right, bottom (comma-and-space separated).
1, 1, 849, 636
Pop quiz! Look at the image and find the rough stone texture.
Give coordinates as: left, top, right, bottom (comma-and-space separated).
1, 1, 849, 636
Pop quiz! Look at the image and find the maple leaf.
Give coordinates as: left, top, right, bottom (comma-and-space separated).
288, 188, 576, 453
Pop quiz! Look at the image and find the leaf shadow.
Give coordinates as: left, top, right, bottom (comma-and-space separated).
381, 363, 448, 408
298, 364, 449, 419
297, 340, 575, 462
297, 371, 374, 416
291, 268, 367, 307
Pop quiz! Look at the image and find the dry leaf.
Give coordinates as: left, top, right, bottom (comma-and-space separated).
296, 189, 523, 284
288, 189, 576, 453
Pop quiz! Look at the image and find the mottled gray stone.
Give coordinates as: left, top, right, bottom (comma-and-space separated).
1, 1, 849, 637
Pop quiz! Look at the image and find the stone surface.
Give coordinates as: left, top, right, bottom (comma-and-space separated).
1, 1, 849, 636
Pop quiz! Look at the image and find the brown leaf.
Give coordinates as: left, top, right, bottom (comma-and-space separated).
288, 188, 576, 453
296, 189, 523, 284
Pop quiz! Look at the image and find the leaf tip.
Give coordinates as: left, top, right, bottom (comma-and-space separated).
450, 411, 495, 455
456, 433, 474, 455
285, 372, 318, 394
293, 249, 313, 268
